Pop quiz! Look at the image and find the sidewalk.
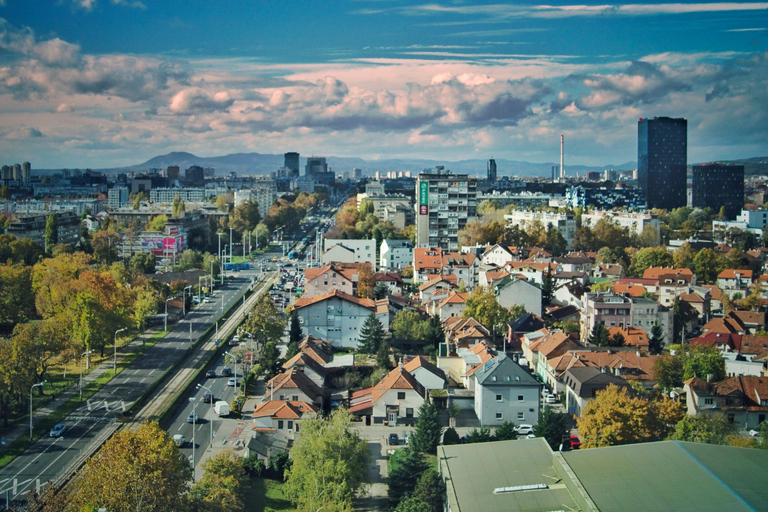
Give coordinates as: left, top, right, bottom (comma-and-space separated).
0, 329, 157, 450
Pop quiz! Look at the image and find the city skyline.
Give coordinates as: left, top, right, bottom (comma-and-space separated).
0, 1, 767, 169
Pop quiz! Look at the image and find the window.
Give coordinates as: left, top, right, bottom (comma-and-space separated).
406, 408, 414, 418
704, 398, 714, 405
397, 392, 406, 399
292, 395, 299, 401
518, 395, 524, 401
517, 412, 525, 420
287, 421, 293, 430
496, 394, 503, 402
278, 420, 284, 429
496, 412, 503, 420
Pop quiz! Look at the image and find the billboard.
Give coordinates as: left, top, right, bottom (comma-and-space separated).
419, 181, 429, 215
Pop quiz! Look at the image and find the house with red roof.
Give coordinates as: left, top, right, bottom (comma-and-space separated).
293, 289, 389, 349
403, 355, 447, 390
717, 269, 753, 298
349, 364, 426, 426
265, 367, 325, 408
252, 400, 318, 443
303, 262, 371, 299
437, 341, 496, 390
433, 290, 470, 321
684, 376, 768, 430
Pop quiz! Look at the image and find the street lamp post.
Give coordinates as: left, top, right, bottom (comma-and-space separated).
29, 381, 45, 439
196, 383, 215, 448
224, 351, 240, 401
114, 327, 128, 375
229, 227, 233, 268
189, 397, 198, 480
79, 350, 92, 400
164, 297, 174, 332
183, 285, 192, 315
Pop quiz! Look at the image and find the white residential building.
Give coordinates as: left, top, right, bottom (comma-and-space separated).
415, 169, 477, 251
473, 353, 542, 427
323, 238, 377, 268
380, 239, 414, 270
581, 211, 660, 242
505, 210, 576, 248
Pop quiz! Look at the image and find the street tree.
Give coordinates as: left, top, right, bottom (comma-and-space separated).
0, 263, 36, 329
284, 409, 370, 512
70, 421, 192, 512
243, 295, 287, 353
190, 450, 246, 512
91, 230, 122, 264
358, 313, 385, 354
44, 213, 57, 253
229, 200, 261, 236
410, 401, 441, 455
388, 447, 429, 507
534, 406, 570, 449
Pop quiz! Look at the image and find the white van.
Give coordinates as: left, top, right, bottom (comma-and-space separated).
214, 400, 230, 417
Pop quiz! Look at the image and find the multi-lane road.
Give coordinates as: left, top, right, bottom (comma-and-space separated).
0, 271, 257, 506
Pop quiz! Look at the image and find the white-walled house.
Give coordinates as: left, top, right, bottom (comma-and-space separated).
404, 355, 447, 390
473, 353, 542, 427
251, 400, 318, 444
293, 289, 387, 349
493, 276, 542, 317
380, 239, 414, 270
350, 365, 426, 426
322, 238, 377, 268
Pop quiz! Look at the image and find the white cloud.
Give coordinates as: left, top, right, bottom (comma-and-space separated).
56, 103, 75, 113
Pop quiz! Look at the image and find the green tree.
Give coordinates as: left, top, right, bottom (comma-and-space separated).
693, 248, 720, 283
534, 406, 570, 449
608, 331, 626, 347
376, 341, 392, 370
424, 315, 445, 354
133, 287, 160, 332
0, 185, 8, 199
202, 252, 221, 280
44, 213, 58, 253
243, 295, 287, 353
287, 310, 303, 358
172, 194, 186, 217
465, 426, 494, 443
494, 421, 518, 441
670, 413, 734, 445
442, 427, 461, 445
70, 421, 192, 512
253, 222, 271, 249
388, 447, 428, 507
654, 344, 725, 391
391, 310, 428, 352
128, 252, 156, 274
588, 323, 610, 346
147, 214, 169, 232
229, 200, 261, 236
649, 323, 665, 355
411, 468, 445, 512
178, 248, 204, 270
542, 265, 555, 306
395, 496, 432, 512
358, 313, 385, 354
0, 263, 36, 328
410, 401, 441, 455
462, 286, 511, 341
190, 450, 246, 512
284, 409, 370, 512
91, 230, 122, 264
629, 247, 674, 277
543, 224, 567, 256
373, 281, 390, 300
673, 242, 697, 270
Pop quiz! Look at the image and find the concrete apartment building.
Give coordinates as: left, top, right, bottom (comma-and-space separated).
581, 210, 660, 243
505, 210, 577, 248
415, 168, 477, 251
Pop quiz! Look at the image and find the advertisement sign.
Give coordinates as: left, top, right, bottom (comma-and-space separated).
419, 181, 429, 215
420, 205, 428, 215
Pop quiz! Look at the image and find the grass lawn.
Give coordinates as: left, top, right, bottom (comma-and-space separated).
243, 477, 296, 512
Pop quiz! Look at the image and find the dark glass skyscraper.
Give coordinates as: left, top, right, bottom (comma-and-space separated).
692, 164, 744, 220
487, 158, 497, 181
638, 117, 687, 210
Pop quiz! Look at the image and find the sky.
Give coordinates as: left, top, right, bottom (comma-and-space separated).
0, 1, 767, 170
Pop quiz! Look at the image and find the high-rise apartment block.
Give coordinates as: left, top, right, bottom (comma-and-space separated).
21, 162, 31, 183
691, 164, 744, 220
166, 166, 180, 180
185, 165, 205, 185
416, 168, 477, 251
108, 186, 129, 209
487, 159, 497, 181
638, 117, 687, 210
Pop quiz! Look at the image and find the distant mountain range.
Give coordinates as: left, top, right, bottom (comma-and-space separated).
41, 151, 768, 177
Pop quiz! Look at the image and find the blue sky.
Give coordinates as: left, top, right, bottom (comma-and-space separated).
0, 1, 767, 170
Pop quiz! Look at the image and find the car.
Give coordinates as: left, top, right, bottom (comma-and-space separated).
388, 433, 399, 445
202, 392, 214, 404
545, 394, 558, 404
187, 412, 199, 423
228, 275, 235, 280
221, 366, 232, 377
515, 424, 534, 435
227, 378, 237, 387
228, 339, 239, 346
49, 423, 66, 437
232, 334, 240, 342
569, 434, 581, 449
749, 429, 760, 437
173, 434, 186, 447
205, 369, 217, 378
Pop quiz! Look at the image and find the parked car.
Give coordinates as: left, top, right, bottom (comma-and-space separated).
515, 424, 534, 435
187, 412, 199, 423
388, 433, 399, 445
49, 423, 66, 437
205, 369, 217, 378
545, 394, 558, 404
569, 434, 581, 449
221, 366, 232, 377
227, 378, 237, 387
228, 339, 239, 346
202, 392, 214, 404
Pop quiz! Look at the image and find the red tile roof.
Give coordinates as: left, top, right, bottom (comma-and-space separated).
414, 248, 443, 271
252, 400, 318, 419
293, 289, 375, 310
266, 367, 324, 401
718, 269, 753, 280
606, 326, 649, 347
642, 267, 693, 280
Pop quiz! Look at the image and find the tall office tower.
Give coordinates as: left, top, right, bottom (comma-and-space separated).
284, 152, 300, 176
692, 164, 744, 220
305, 157, 327, 177
638, 117, 687, 210
166, 165, 180, 180
21, 162, 31, 183
185, 165, 205, 185
415, 169, 477, 251
487, 159, 497, 181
